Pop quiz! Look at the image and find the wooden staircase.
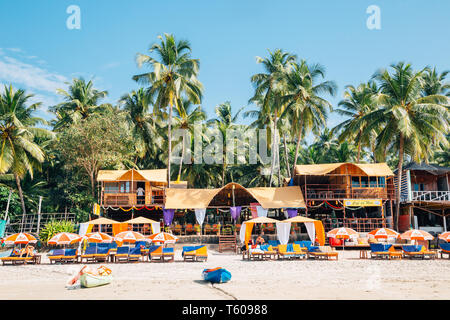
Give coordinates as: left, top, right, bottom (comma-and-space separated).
218, 234, 238, 253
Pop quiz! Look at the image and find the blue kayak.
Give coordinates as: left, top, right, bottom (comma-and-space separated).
202, 268, 231, 283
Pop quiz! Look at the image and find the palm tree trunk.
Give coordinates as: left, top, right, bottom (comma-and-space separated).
178, 134, 185, 180
15, 174, 26, 232
291, 115, 304, 180
277, 143, 282, 186
283, 134, 291, 180
357, 142, 361, 163
90, 172, 95, 198
395, 133, 405, 231
269, 114, 278, 187
168, 95, 174, 188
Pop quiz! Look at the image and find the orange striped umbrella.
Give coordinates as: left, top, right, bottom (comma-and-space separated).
327, 227, 359, 240
438, 232, 450, 242
400, 229, 434, 241
368, 228, 399, 240
3, 233, 37, 245
48, 232, 82, 245
114, 231, 146, 244
84, 232, 113, 243
146, 232, 178, 244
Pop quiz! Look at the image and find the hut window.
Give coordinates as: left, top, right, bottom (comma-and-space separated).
119, 181, 130, 193
361, 176, 369, 187
352, 176, 360, 187
105, 183, 119, 193
378, 177, 386, 188
369, 177, 377, 187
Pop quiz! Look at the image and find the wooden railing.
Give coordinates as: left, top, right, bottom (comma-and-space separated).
302, 184, 395, 200
322, 218, 386, 233
412, 191, 450, 202
103, 192, 164, 207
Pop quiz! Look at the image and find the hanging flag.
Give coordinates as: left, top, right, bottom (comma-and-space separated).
163, 208, 175, 226
93, 203, 101, 216
250, 203, 259, 219
230, 206, 242, 221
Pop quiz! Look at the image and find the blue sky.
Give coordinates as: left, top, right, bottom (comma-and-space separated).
0, 0, 449, 129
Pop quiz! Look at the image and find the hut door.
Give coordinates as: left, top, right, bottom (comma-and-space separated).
137, 182, 145, 205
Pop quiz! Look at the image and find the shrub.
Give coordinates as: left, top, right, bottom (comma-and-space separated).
39, 220, 76, 243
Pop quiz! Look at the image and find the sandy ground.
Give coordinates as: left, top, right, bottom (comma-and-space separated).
0, 246, 449, 300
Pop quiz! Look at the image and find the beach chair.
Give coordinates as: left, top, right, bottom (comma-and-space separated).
173, 224, 183, 236
260, 244, 276, 260
80, 246, 97, 263
48, 249, 65, 264
149, 245, 163, 262
369, 243, 392, 259
277, 244, 295, 260
94, 247, 110, 263
185, 224, 194, 235
182, 246, 197, 261
162, 247, 175, 262
307, 246, 339, 260
292, 243, 307, 259
248, 245, 266, 260
60, 249, 78, 263
195, 245, 208, 262
204, 224, 212, 235
295, 241, 319, 254
128, 247, 142, 263
439, 243, 450, 259
212, 224, 220, 234
268, 240, 280, 251
402, 245, 425, 259
114, 246, 130, 263
0, 246, 35, 265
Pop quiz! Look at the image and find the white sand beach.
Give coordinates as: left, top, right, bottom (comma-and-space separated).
0, 245, 449, 300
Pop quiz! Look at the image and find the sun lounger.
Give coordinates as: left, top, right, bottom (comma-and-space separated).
307, 246, 339, 260
162, 247, 175, 262
0, 247, 37, 265
80, 246, 97, 263
260, 244, 276, 260
439, 243, 450, 259
295, 241, 319, 254
182, 245, 208, 262
149, 245, 163, 262
94, 247, 110, 263
402, 245, 425, 259
277, 244, 295, 260
369, 243, 392, 259
248, 245, 266, 260
268, 240, 280, 251
135, 241, 148, 255
48, 249, 65, 264
128, 247, 142, 262
114, 246, 130, 263
292, 243, 307, 259
61, 249, 78, 263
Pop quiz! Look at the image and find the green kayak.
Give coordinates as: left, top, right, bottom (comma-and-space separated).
79, 273, 113, 288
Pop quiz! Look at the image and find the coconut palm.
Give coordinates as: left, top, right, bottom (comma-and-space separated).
207, 102, 244, 186
120, 88, 164, 163
366, 62, 449, 229
250, 49, 297, 186
422, 67, 450, 97
51, 78, 110, 130
133, 33, 203, 186
0, 85, 54, 230
281, 60, 336, 178
333, 82, 380, 163
173, 98, 206, 181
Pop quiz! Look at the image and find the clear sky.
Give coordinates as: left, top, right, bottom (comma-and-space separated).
0, 0, 449, 129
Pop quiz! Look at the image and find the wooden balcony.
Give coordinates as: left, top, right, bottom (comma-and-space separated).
322, 218, 386, 233
412, 191, 450, 203
302, 184, 395, 200
102, 192, 164, 207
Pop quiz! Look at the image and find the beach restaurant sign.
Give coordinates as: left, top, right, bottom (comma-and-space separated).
343, 199, 382, 207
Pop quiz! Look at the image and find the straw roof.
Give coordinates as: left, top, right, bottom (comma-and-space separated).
294, 163, 394, 176
97, 169, 168, 182
164, 183, 306, 209
86, 217, 120, 225
125, 216, 159, 224
243, 217, 279, 224
282, 216, 318, 223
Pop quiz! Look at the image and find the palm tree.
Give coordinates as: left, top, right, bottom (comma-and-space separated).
173, 98, 206, 181
422, 67, 450, 97
250, 49, 297, 186
281, 60, 336, 178
120, 88, 164, 163
0, 85, 53, 230
51, 78, 110, 130
133, 33, 203, 186
207, 102, 244, 186
333, 82, 379, 163
366, 62, 449, 230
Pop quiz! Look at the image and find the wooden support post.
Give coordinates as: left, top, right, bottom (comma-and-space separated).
3, 189, 12, 221
36, 196, 43, 234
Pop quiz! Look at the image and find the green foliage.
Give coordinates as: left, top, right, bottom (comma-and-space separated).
39, 220, 76, 243
0, 186, 21, 221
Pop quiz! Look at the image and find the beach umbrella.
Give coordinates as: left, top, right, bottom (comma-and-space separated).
438, 232, 450, 242
114, 231, 146, 244
146, 232, 178, 244
368, 228, 399, 240
3, 233, 37, 245
327, 227, 359, 240
400, 229, 434, 241
84, 232, 113, 243
48, 232, 82, 245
